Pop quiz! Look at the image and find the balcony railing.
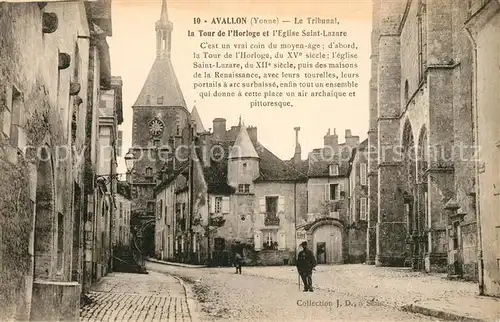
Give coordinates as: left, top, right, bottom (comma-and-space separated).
264, 214, 280, 226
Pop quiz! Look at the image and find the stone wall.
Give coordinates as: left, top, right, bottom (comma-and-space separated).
0, 2, 90, 319
468, 1, 500, 297
347, 227, 367, 263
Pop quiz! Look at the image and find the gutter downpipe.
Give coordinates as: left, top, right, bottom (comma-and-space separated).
465, 26, 485, 296
294, 181, 297, 265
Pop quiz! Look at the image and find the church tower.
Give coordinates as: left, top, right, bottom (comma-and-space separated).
130, 0, 189, 251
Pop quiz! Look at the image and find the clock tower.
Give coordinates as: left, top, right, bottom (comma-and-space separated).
130, 0, 190, 255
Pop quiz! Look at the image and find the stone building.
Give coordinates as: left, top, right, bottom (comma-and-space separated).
129, 0, 190, 257
347, 138, 369, 263
292, 129, 364, 264
464, 0, 500, 297
0, 0, 115, 320
156, 118, 308, 265
93, 75, 123, 280
115, 181, 132, 247
369, 0, 478, 281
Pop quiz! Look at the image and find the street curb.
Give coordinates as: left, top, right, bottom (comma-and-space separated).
400, 304, 487, 322
147, 258, 207, 269
172, 275, 202, 322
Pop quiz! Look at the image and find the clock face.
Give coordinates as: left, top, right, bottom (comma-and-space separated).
149, 118, 165, 137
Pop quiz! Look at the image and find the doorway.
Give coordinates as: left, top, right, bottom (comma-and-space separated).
316, 242, 326, 264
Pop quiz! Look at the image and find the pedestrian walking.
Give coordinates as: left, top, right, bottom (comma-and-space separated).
233, 252, 243, 274
296, 241, 316, 292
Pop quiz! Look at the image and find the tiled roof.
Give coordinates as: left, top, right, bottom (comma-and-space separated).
306, 144, 354, 178
133, 58, 186, 108
359, 138, 368, 150
285, 159, 309, 176
199, 141, 234, 194
254, 142, 307, 182
191, 106, 205, 133
229, 123, 259, 159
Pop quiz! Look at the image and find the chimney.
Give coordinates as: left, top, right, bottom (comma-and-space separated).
293, 127, 301, 163
212, 118, 226, 141
199, 131, 212, 168
323, 128, 338, 154
344, 129, 360, 148
247, 126, 258, 142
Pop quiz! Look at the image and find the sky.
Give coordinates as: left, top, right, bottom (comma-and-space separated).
109, 0, 372, 173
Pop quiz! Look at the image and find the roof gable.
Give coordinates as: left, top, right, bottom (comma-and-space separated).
133, 58, 186, 108
229, 124, 259, 159
191, 106, 206, 133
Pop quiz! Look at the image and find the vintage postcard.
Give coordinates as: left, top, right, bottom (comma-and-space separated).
0, 0, 499, 321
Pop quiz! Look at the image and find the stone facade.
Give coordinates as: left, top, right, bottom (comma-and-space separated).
465, 0, 500, 297
129, 0, 190, 257
155, 119, 308, 266
115, 182, 132, 247
93, 76, 123, 280
369, 0, 479, 281
0, 1, 121, 319
347, 139, 369, 263
294, 129, 363, 265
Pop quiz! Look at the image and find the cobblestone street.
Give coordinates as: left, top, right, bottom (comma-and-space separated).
146, 262, 443, 321
80, 272, 194, 322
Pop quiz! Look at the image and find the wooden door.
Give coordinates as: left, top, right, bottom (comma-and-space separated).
312, 225, 342, 264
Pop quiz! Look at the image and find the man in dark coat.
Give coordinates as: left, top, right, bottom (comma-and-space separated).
233, 252, 243, 274
296, 241, 316, 292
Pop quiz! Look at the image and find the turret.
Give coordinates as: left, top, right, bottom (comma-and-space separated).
227, 121, 260, 190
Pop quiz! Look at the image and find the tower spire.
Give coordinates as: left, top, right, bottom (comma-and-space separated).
156, 0, 173, 58
160, 0, 168, 22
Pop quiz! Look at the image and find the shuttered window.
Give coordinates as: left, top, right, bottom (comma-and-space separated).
278, 196, 285, 213
278, 231, 286, 250
222, 197, 230, 213
360, 163, 367, 186
360, 198, 367, 220
254, 231, 262, 251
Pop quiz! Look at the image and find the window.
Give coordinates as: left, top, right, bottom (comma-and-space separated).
147, 201, 155, 212
119, 202, 122, 218
360, 198, 367, 220
329, 184, 338, 200
145, 167, 153, 177
329, 164, 339, 176
157, 96, 164, 105
158, 199, 163, 219
262, 230, 278, 250
404, 80, 409, 102
116, 131, 123, 156
57, 212, 64, 274
265, 196, 278, 216
176, 124, 181, 136
153, 139, 160, 147
360, 163, 367, 186
238, 184, 250, 193
214, 196, 222, 213
417, 0, 427, 82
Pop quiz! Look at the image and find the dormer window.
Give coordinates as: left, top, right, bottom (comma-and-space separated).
329, 164, 339, 176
